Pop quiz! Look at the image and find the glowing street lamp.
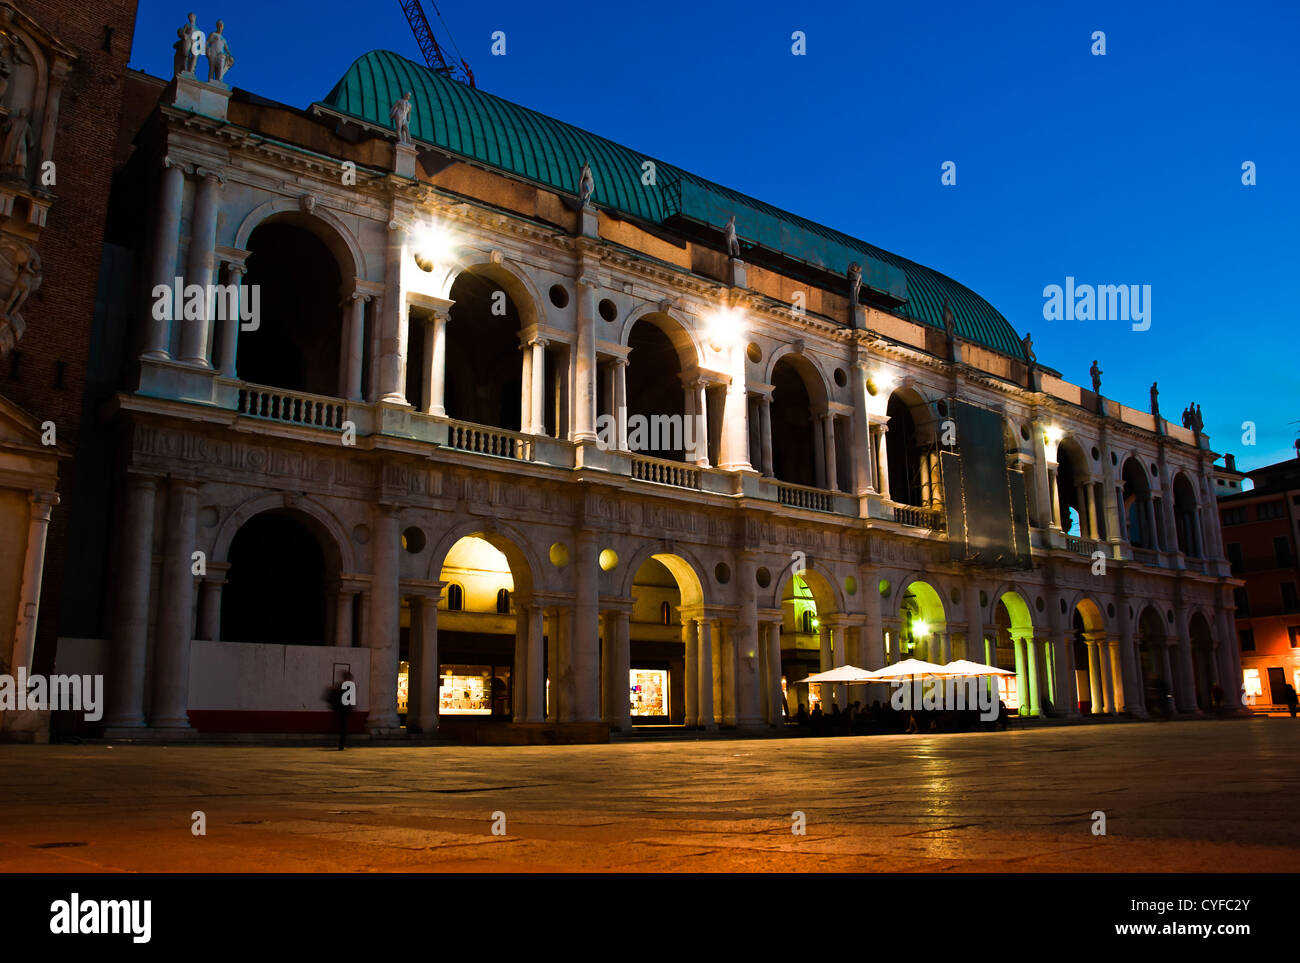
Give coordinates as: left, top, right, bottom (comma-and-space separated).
705, 305, 743, 351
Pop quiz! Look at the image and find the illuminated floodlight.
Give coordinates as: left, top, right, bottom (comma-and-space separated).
412, 220, 457, 271
913, 619, 930, 638
705, 306, 744, 351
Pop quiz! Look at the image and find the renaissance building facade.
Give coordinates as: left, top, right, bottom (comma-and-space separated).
61, 31, 1243, 739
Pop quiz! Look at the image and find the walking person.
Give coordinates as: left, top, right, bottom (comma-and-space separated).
1285, 683, 1298, 719
325, 671, 355, 750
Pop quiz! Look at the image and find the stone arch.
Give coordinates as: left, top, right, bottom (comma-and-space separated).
891, 574, 948, 626
1073, 595, 1106, 634
432, 255, 544, 330
763, 346, 831, 409
233, 198, 367, 280
617, 540, 708, 609
211, 492, 353, 573
424, 516, 541, 600
619, 305, 705, 374
769, 558, 845, 615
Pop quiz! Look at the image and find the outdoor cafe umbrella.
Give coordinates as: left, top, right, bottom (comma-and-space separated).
934, 659, 1016, 677
794, 665, 876, 685
862, 658, 949, 682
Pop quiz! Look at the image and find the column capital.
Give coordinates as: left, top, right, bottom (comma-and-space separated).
193, 166, 227, 186
577, 274, 599, 290
161, 154, 192, 175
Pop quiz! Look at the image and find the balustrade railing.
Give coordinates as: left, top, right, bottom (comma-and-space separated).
778, 482, 836, 513
237, 386, 346, 429
444, 420, 532, 461
1132, 547, 1160, 566
893, 504, 945, 530
630, 455, 700, 489
1066, 536, 1098, 556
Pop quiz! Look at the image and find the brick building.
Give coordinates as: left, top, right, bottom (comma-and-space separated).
0, 0, 139, 741
1218, 450, 1300, 710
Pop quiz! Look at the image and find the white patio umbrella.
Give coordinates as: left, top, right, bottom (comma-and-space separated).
936, 659, 1016, 677
862, 658, 949, 682
795, 665, 876, 685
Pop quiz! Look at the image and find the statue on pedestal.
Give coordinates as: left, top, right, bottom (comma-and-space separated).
1090, 359, 1102, 394
578, 161, 594, 207
724, 215, 740, 258
1022, 332, 1037, 372
1150, 382, 1160, 419
179, 13, 199, 75
847, 262, 861, 306
942, 297, 956, 341
390, 91, 413, 146
206, 20, 233, 84
2, 108, 31, 180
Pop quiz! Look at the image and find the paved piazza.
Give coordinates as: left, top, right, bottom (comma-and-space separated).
1, 721, 1295, 873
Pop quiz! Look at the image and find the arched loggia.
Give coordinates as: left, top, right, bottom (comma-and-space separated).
237, 219, 345, 395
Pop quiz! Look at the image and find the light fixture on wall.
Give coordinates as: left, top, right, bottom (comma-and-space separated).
912, 618, 930, 638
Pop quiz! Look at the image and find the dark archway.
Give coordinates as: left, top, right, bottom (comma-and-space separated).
770, 357, 819, 486
1173, 473, 1201, 557
444, 271, 526, 430
238, 221, 344, 395
626, 319, 687, 461
1122, 457, 1155, 549
1055, 438, 1089, 536
222, 511, 331, 645
885, 394, 926, 506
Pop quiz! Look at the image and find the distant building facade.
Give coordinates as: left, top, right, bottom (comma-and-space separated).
1217, 452, 1300, 711
59, 31, 1243, 739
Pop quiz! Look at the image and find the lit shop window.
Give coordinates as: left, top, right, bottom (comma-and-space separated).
438, 665, 510, 716
630, 669, 668, 717
397, 661, 410, 715
998, 675, 1020, 711
1242, 669, 1263, 701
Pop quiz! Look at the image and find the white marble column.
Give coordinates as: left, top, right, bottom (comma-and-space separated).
9, 490, 58, 673
197, 572, 225, 642
379, 222, 410, 404
572, 531, 600, 721
145, 158, 186, 359
822, 413, 838, 491
876, 425, 891, 500
573, 276, 598, 442
758, 395, 773, 476
610, 610, 631, 732
416, 593, 440, 734
1086, 639, 1103, 713
684, 618, 699, 727
1107, 639, 1127, 713
217, 262, 245, 378
1096, 636, 1115, 712
366, 504, 402, 731
613, 358, 628, 450
765, 620, 784, 724
526, 604, 545, 723
179, 169, 223, 367
1087, 482, 1101, 539
341, 292, 367, 402
150, 478, 200, 727
697, 617, 716, 730
1048, 466, 1062, 530
719, 340, 753, 472
529, 338, 547, 434
334, 587, 354, 647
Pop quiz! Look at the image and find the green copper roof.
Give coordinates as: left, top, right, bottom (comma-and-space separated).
320, 50, 1026, 360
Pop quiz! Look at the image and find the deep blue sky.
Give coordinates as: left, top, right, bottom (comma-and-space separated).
129, 0, 1299, 470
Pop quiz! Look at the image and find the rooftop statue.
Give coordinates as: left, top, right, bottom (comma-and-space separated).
178, 13, 199, 75
724, 215, 740, 258
1150, 382, 1160, 418
1090, 359, 1102, 394
578, 161, 594, 207
206, 20, 233, 84
847, 262, 861, 307
390, 91, 413, 146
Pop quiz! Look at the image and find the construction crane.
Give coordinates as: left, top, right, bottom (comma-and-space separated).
399, 0, 475, 87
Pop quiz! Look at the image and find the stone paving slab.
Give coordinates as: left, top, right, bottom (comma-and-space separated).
0, 720, 1296, 872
